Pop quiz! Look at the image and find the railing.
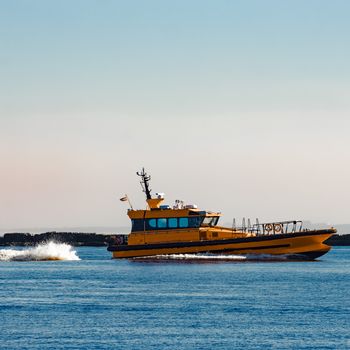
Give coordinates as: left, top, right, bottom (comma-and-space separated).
234, 219, 304, 236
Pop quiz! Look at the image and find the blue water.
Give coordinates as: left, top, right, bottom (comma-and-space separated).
0, 246, 349, 349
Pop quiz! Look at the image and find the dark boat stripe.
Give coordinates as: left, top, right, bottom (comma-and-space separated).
108, 230, 333, 252
203, 244, 290, 253
109, 242, 290, 253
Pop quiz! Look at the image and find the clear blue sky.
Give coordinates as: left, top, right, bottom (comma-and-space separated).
1, 0, 350, 230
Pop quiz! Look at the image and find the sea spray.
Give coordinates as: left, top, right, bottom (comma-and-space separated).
0, 241, 80, 261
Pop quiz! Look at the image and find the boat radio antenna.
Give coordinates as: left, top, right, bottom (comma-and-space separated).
136, 168, 152, 200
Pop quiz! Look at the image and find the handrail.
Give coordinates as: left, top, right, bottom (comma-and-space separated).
236, 220, 304, 235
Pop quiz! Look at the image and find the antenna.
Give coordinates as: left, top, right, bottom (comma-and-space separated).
136, 168, 152, 200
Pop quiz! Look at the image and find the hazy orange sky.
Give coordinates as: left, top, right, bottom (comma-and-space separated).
1, 1, 350, 230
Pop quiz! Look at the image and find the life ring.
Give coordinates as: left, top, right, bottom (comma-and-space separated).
264, 224, 273, 233
274, 224, 282, 233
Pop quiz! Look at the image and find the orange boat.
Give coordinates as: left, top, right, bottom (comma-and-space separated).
108, 169, 335, 260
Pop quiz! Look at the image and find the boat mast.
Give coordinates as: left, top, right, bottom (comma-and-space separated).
136, 168, 152, 200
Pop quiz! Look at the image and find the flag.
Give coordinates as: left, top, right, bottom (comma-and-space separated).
120, 196, 128, 202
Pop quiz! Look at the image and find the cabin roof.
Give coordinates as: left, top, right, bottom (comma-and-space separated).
127, 208, 221, 219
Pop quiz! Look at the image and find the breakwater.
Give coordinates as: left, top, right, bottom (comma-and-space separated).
0, 232, 116, 247
1, 232, 349, 247
326, 234, 350, 246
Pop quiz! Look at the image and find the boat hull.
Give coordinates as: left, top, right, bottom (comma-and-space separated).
108, 230, 334, 260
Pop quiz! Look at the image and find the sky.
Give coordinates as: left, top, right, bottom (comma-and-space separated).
1, 0, 350, 231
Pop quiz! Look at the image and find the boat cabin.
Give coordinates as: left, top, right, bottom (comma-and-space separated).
125, 169, 222, 245
129, 209, 221, 233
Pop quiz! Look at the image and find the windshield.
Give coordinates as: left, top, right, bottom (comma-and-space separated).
201, 216, 219, 227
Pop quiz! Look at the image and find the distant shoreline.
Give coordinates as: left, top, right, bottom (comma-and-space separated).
0, 232, 349, 247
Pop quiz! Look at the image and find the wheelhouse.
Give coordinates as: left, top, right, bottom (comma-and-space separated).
130, 212, 221, 232
124, 168, 222, 235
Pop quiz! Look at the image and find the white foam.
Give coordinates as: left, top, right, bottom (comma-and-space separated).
0, 241, 80, 261
136, 253, 294, 261
138, 253, 247, 260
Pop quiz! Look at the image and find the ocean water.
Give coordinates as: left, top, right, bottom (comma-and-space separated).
0, 244, 349, 350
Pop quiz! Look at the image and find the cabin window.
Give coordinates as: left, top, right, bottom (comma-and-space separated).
148, 219, 157, 228
131, 219, 145, 232
188, 217, 202, 228
202, 216, 219, 226
179, 217, 189, 228
144, 217, 200, 230
168, 218, 178, 228
158, 218, 167, 228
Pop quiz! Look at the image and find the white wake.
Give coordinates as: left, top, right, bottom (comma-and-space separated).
0, 242, 80, 261
135, 253, 294, 261
152, 254, 247, 260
